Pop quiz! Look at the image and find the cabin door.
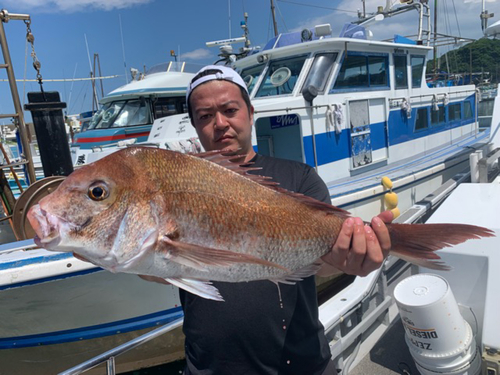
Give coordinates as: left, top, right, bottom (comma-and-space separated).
348, 98, 388, 169
255, 114, 303, 162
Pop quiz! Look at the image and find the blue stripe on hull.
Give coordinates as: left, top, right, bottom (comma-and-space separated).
0, 252, 73, 271
303, 109, 476, 168
0, 307, 183, 349
0, 268, 104, 291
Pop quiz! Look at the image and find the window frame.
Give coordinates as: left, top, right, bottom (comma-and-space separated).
430, 105, 446, 127
254, 54, 309, 98
464, 100, 473, 120
393, 54, 408, 90
448, 102, 462, 123
410, 55, 426, 88
414, 107, 429, 132
330, 51, 390, 92
302, 51, 339, 94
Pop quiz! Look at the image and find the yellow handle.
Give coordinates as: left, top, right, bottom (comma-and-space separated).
381, 176, 393, 190
381, 176, 400, 219
384, 192, 398, 209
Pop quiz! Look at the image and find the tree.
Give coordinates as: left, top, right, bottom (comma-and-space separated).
427, 38, 500, 83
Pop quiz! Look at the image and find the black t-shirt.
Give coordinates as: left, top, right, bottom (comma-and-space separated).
180, 154, 332, 375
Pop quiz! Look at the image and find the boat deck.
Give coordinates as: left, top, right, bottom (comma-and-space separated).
350, 321, 418, 375
328, 130, 490, 199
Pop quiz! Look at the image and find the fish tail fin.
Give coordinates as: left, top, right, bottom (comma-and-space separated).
387, 223, 495, 270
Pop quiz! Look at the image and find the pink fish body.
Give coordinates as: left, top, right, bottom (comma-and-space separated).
27, 147, 494, 300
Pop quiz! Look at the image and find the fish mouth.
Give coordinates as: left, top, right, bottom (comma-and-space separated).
33, 234, 61, 249
27, 205, 63, 250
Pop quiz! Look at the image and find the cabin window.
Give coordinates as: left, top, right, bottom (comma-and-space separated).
113, 99, 152, 127
415, 107, 428, 131
368, 56, 388, 86
431, 106, 445, 126
394, 55, 408, 89
333, 53, 388, 90
464, 101, 473, 119
411, 56, 425, 88
153, 97, 186, 119
88, 101, 126, 129
240, 64, 266, 95
255, 55, 308, 98
303, 52, 338, 93
448, 103, 461, 122
334, 55, 367, 88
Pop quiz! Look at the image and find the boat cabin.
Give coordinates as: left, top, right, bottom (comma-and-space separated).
233, 24, 482, 216
71, 62, 198, 151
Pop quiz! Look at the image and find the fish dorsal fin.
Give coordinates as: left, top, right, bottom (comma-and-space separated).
193, 150, 350, 218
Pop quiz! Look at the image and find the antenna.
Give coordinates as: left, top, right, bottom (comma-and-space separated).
228, 0, 231, 38
84, 34, 98, 112
480, 0, 495, 34
119, 14, 128, 84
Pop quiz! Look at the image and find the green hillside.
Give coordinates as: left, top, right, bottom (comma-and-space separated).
427, 38, 500, 83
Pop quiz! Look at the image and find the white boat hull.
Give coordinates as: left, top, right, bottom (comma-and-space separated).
0, 248, 184, 374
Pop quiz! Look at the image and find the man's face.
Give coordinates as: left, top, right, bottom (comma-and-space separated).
190, 80, 255, 159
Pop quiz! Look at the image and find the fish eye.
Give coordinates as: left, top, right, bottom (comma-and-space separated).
88, 183, 109, 201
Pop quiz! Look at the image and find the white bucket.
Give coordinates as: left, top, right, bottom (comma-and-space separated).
394, 274, 481, 375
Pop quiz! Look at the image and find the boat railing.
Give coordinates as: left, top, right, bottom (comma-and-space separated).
57, 317, 184, 375
252, 88, 478, 116
470, 146, 500, 183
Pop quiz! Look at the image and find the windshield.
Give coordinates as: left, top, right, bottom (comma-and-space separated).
87, 99, 152, 130
239, 65, 266, 95
254, 55, 308, 98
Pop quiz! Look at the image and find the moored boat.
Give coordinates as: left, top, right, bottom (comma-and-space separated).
70, 61, 200, 166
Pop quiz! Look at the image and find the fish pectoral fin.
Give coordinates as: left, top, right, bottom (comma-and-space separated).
165, 278, 224, 301
270, 263, 322, 285
159, 237, 289, 272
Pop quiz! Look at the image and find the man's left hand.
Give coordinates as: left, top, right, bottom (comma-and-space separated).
318, 210, 393, 277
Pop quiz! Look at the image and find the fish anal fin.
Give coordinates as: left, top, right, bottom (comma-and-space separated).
166, 278, 224, 301
159, 237, 289, 272
270, 263, 322, 285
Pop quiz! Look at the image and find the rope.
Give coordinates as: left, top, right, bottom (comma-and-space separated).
0, 75, 120, 82
23, 38, 28, 107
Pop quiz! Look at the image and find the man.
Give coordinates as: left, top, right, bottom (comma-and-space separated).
178, 65, 392, 375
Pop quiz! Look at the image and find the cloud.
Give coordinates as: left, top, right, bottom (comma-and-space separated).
3, 0, 152, 12
181, 48, 212, 61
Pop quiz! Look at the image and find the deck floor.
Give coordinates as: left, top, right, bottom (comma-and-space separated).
351, 321, 419, 375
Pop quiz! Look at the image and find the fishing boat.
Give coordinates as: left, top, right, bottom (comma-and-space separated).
1, 2, 500, 374
227, 15, 488, 221
69, 61, 200, 165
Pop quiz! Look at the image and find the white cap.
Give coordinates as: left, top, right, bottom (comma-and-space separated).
186, 65, 248, 107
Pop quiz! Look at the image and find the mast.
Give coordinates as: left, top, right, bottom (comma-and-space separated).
433, 0, 438, 78
228, 0, 232, 38
270, 0, 278, 37
480, 0, 494, 34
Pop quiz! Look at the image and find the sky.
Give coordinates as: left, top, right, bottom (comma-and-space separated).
0, 0, 499, 124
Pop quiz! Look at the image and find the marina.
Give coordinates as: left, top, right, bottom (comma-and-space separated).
1, 1, 500, 374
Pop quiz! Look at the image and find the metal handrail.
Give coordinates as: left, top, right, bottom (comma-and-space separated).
58, 317, 184, 375
478, 147, 500, 183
